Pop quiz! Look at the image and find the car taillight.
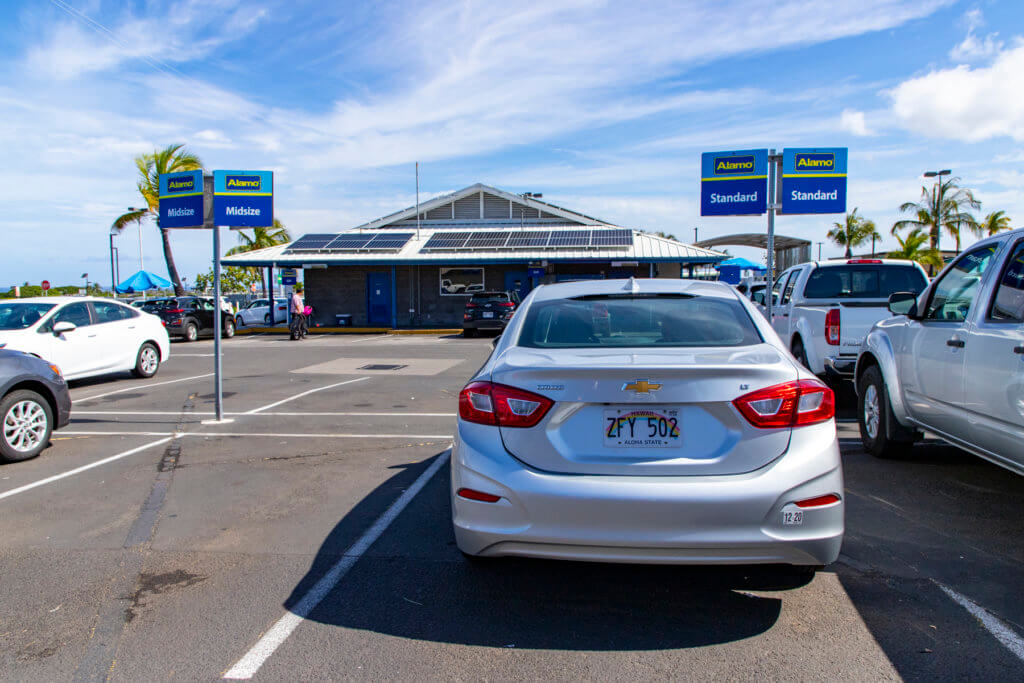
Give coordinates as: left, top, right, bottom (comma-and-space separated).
847, 259, 882, 264
464, 313, 472, 321
466, 302, 477, 309
458, 381, 553, 428
795, 494, 841, 508
165, 308, 186, 314
733, 379, 835, 428
498, 302, 515, 308
825, 308, 840, 345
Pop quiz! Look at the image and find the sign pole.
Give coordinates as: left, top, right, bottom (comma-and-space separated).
213, 224, 223, 421
766, 149, 779, 324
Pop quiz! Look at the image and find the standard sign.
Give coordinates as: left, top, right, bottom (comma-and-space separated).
781, 148, 848, 214
213, 170, 273, 227
158, 170, 204, 228
700, 149, 768, 216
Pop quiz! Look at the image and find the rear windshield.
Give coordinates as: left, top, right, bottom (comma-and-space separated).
470, 292, 508, 303
0, 303, 56, 330
519, 294, 762, 348
142, 299, 176, 309
803, 265, 927, 299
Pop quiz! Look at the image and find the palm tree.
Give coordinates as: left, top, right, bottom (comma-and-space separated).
973, 210, 1011, 237
894, 176, 980, 254
112, 144, 202, 295
887, 227, 944, 271
827, 208, 881, 258
225, 219, 292, 296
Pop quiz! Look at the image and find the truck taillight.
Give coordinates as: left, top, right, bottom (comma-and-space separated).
825, 308, 840, 346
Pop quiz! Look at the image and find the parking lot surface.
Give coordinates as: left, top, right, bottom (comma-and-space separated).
1, 333, 1022, 680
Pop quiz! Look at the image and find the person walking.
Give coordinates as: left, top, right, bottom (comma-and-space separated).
289, 284, 307, 340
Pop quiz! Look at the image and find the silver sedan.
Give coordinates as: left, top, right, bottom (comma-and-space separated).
451, 278, 844, 567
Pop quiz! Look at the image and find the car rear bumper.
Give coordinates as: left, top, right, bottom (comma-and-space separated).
463, 319, 508, 330
452, 421, 844, 566
824, 355, 857, 379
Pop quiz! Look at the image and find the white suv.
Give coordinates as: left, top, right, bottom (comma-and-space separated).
855, 230, 1024, 475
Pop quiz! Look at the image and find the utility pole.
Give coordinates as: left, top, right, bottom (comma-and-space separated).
816, 241, 823, 261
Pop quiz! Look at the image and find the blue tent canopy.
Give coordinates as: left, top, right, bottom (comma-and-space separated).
714, 257, 767, 271
115, 270, 172, 294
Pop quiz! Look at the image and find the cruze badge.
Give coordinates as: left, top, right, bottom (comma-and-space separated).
622, 379, 662, 394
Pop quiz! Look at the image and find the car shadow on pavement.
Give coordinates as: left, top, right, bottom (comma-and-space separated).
286, 453, 810, 651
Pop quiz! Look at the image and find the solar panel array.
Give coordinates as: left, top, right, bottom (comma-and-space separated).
284, 232, 414, 253
422, 229, 632, 251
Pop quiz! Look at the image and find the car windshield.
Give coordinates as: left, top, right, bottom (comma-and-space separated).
519, 293, 762, 348
0, 303, 56, 330
470, 292, 509, 304
803, 265, 927, 299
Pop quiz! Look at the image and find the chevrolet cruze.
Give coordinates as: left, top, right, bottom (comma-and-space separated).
452, 278, 843, 568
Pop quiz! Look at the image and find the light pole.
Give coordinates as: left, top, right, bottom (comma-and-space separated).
816, 241, 823, 261
110, 207, 144, 295
81, 273, 89, 295
923, 169, 951, 252
694, 227, 699, 244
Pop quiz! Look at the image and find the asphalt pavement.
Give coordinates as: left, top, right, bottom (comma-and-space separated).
0, 332, 1021, 681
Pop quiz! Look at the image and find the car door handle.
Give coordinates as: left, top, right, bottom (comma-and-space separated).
1014, 345, 1024, 355
946, 338, 965, 348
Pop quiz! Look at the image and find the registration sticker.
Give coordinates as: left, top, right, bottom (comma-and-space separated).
603, 407, 680, 448
782, 510, 804, 526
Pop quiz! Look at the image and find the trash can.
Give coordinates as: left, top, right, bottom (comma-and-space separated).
335, 314, 353, 327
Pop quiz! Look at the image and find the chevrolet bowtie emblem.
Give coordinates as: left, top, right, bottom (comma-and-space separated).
622, 379, 662, 393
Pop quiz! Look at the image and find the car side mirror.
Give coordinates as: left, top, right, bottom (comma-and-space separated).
491, 334, 501, 348
53, 321, 77, 334
888, 292, 918, 317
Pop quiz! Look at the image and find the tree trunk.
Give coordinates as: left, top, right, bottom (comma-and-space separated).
261, 268, 267, 298
159, 226, 184, 296
845, 243, 853, 258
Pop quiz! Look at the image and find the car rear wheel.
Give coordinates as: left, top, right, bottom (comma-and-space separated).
858, 365, 917, 458
132, 343, 160, 378
183, 321, 199, 342
1, 389, 53, 463
224, 319, 235, 338
264, 313, 271, 325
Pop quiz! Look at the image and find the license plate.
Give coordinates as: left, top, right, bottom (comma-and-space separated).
782, 510, 803, 526
603, 407, 680, 447
482, 312, 494, 318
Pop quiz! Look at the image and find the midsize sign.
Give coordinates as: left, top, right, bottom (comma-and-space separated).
213, 170, 274, 227
700, 149, 768, 216
158, 170, 204, 228
780, 148, 847, 215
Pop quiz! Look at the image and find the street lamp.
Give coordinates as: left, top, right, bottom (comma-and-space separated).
81, 273, 88, 295
923, 170, 951, 253
110, 207, 144, 295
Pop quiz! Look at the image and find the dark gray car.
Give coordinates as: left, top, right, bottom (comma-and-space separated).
0, 349, 71, 462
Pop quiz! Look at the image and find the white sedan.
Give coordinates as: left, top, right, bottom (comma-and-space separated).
235, 298, 288, 327
0, 297, 170, 381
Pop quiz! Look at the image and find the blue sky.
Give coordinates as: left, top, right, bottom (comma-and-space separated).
3, 0, 1024, 286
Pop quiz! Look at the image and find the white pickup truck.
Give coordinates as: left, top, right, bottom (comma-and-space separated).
764, 259, 929, 380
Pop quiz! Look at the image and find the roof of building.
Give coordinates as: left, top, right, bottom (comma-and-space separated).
222, 183, 727, 267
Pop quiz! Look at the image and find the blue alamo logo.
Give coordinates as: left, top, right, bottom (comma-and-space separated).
714, 155, 755, 175
795, 153, 835, 171
226, 175, 262, 191
167, 177, 195, 192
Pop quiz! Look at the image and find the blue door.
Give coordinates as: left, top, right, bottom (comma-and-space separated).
367, 272, 391, 325
504, 270, 530, 300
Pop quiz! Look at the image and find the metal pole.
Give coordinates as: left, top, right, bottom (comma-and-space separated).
694, 227, 698, 244
415, 162, 420, 241
213, 225, 223, 421
109, 233, 117, 294
766, 149, 778, 324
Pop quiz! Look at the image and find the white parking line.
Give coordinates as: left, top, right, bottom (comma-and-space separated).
935, 582, 1024, 662
59, 430, 452, 439
223, 450, 450, 679
244, 377, 370, 414
73, 373, 214, 403
0, 437, 172, 502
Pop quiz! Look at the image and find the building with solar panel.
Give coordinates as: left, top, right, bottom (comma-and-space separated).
221, 184, 726, 329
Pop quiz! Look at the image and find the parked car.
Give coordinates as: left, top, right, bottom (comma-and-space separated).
0, 349, 71, 462
855, 230, 1024, 475
453, 278, 843, 568
236, 298, 288, 327
462, 290, 520, 337
763, 259, 929, 380
0, 297, 170, 381
142, 296, 235, 341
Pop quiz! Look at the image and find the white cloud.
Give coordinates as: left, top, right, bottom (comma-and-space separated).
839, 109, 873, 136
949, 8, 1003, 62
889, 43, 1024, 142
